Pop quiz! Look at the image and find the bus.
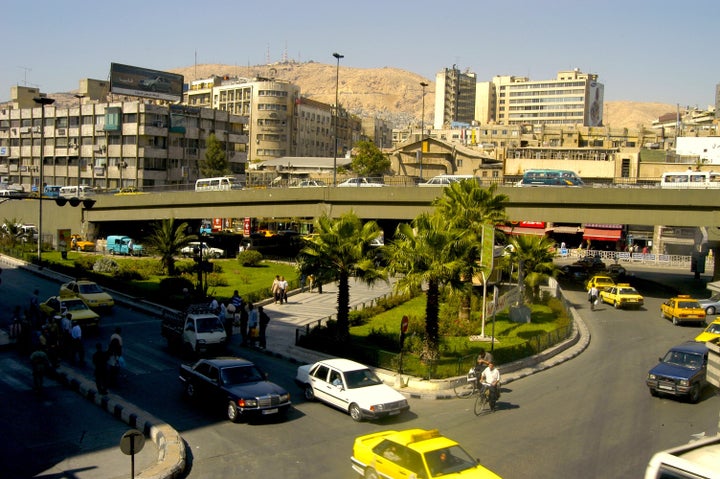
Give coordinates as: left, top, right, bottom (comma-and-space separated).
43, 185, 62, 198
518, 169, 584, 187
194, 176, 243, 192
660, 170, 720, 189
59, 185, 95, 198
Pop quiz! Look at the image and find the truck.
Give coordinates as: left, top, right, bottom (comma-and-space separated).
106, 235, 143, 256
645, 434, 720, 479
161, 304, 227, 357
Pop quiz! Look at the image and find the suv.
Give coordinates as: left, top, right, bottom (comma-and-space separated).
646, 341, 709, 403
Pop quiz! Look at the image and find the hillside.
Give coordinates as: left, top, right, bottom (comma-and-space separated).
171, 62, 674, 129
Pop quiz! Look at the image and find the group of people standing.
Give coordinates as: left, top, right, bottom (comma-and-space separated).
214, 290, 271, 349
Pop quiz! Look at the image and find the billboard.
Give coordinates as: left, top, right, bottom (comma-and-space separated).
110, 63, 183, 102
587, 81, 604, 126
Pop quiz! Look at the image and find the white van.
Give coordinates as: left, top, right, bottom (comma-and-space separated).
418, 175, 476, 187
195, 176, 243, 192
59, 185, 95, 198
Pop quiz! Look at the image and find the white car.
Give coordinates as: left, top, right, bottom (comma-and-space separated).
294, 358, 409, 421
290, 180, 327, 188
337, 178, 385, 187
180, 242, 224, 258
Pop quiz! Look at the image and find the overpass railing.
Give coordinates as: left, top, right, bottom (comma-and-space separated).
558, 248, 714, 271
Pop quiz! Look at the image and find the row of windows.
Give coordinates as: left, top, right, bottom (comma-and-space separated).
256, 118, 286, 126
508, 104, 585, 112
256, 149, 286, 156
257, 103, 288, 111
508, 111, 585, 119
258, 90, 288, 97
508, 96, 584, 104
256, 133, 288, 142
506, 89, 586, 98
500, 80, 587, 90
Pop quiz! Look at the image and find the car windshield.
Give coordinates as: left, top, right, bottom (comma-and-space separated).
619, 288, 638, 295
662, 351, 704, 368
344, 368, 383, 388
196, 316, 224, 333
64, 300, 88, 311
221, 365, 265, 385
678, 301, 701, 309
705, 323, 720, 334
79, 283, 104, 294
425, 445, 477, 477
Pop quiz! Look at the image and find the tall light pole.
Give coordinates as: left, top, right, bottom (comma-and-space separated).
34, 96, 55, 264
419, 81, 428, 180
74, 94, 85, 187
332, 52, 343, 186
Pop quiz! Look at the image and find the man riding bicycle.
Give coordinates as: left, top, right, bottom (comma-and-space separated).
479, 360, 501, 412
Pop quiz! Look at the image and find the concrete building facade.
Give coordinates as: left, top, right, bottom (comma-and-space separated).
433, 65, 477, 130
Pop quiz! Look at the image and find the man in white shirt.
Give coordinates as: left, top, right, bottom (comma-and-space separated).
480, 361, 501, 411
70, 319, 84, 366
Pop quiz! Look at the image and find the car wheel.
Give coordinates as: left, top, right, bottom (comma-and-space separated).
364, 468, 379, 479
227, 401, 241, 423
185, 382, 196, 398
688, 385, 701, 404
349, 403, 363, 422
303, 385, 315, 401
706, 306, 715, 315
614, 300, 621, 309
672, 316, 679, 326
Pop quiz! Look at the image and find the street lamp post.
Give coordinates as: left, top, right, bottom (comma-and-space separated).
34, 96, 56, 264
419, 81, 428, 180
74, 94, 85, 187
332, 52, 344, 186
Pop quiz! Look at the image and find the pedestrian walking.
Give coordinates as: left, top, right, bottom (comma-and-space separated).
108, 328, 123, 386
70, 319, 85, 366
247, 303, 259, 347
60, 312, 73, 360
279, 276, 288, 303
239, 302, 249, 346
271, 275, 281, 303
9, 306, 22, 340
588, 285, 599, 311
225, 303, 236, 342
258, 306, 270, 349
92, 343, 109, 395
30, 348, 52, 393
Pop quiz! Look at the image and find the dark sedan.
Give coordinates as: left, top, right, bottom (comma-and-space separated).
179, 357, 291, 422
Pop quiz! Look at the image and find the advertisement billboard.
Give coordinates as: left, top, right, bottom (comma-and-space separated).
110, 63, 184, 102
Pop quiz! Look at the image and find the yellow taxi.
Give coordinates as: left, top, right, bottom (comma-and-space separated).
60, 280, 115, 311
598, 283, 644, 309
70, 234, 95, 252
586, 275, 616, 292
695, 319, 720, 343
351, 428, 502, 479
660, 295, 706, 326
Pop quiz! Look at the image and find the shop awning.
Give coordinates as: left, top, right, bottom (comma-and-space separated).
510, 227, 548, 236
550, 226, 582, 234
583, 228, 622, 241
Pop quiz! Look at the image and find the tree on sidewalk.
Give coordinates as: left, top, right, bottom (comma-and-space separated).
145, 218, 196, 276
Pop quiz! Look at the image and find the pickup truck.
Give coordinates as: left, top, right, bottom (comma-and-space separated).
161, 304, 227, 357
106, 235, 143, 256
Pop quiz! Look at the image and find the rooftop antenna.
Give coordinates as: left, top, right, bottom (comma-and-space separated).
266, 44, 271, 64
282, 41, 288, 63
194, 50, 197, 80
18, 66, 32, 86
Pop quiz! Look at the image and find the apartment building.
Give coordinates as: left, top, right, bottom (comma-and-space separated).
433, 65, 477, 130
0, 84, 248, 192
491, 69, 604, 127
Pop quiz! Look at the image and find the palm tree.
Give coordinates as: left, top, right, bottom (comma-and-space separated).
145, 218, 196, 276
503, 234, 559, 303
433, 181, 508, 320
0, 217, 24, 249
297, 212, 387, 342
385, 212, 464, 360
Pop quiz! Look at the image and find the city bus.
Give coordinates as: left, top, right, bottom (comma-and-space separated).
518, 169, 584, 187
660, 170, 720, 189
194, 176, 244, 192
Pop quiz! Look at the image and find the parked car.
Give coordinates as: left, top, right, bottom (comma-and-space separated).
70, 234, 95, 252
559, 263, 589, 282
606, 263, 628, 280
290, 180, 327, 188
646, 341, 709, 403
39, 296, 100, 329
586, 275, 616, 292
660, 295, 707, 326
599, 283, 644, 309
180, 242, 224, 258
695, 319, 720, 343
295, 358, 409, 421
698, 293, 720, 315
106, 235, 143, 256
60, 280, 114, 311
179, 357, 291, 423
573, 255, 607, 272
337, 177, 385, 187
351, 428, 502, 479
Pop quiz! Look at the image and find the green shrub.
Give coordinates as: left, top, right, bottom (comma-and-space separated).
73, 255, 97, 271
238, 250, 262, 266
159, 276, 195, 296
173, 260, 196, 275
93, 257, 119, 274
206, 272, 228, 287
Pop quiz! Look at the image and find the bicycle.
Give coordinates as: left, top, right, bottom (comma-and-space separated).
474, 383, 495, 416
453, 369, 479, 398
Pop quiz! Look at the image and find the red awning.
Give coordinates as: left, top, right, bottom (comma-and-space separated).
583, 228, 622, 241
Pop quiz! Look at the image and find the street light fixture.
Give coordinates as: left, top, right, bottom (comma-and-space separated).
33, 96, 56, 264
419, 81, 429, 180
332, 52, 344, 186
74, 94, 85, 187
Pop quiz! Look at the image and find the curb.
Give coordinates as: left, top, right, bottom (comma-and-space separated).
53, 366, 186, 479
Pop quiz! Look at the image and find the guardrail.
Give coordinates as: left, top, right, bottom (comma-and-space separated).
558, 248, 714, 271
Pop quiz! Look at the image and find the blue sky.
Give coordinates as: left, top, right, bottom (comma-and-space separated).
2, 0, 717, 108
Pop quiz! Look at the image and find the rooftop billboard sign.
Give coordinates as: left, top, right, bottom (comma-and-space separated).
110, 63, 183, 102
